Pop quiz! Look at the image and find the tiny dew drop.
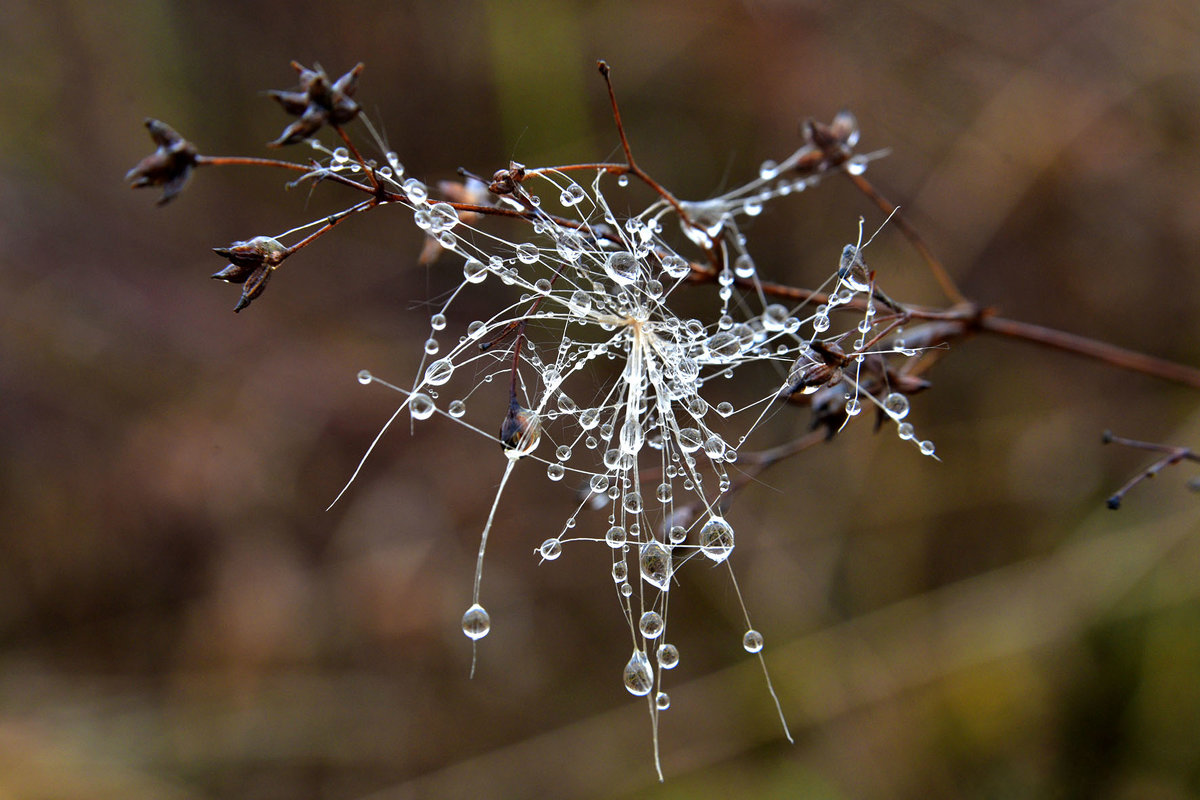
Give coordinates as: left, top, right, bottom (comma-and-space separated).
463, 258, 487, 284
462, 603, 490, 640
845, 397, 862, 416
655, 691, 671, 710
617, 174, 629, 187
606, 526, 627, 549
919, 440, 936, 456
546, 463, 565, 481
424, 338, 439, 355
897, 422, 915, 440
356, 369, 372, 385
448, 399, 466, 418
742, 629, 764, 653
668, 525, 686, 544
620, 581, 633, 597
623, 649, 654, 696
716, 402, 735, 418
430, 313, 447, 330
612, 560, 628, 582
539, 539, 562, 560
516, 243, 540, 264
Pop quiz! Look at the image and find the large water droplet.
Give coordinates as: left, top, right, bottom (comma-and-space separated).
462, 603, 490, 640
883, 392, 910, 420
424, 358, 454, 386
698, 516, 735, 563
539, 539, 562, 560
604, 252, 639, 285
410, 393, 435, 420
623, 649, 654, 696
639, 541, 672, 590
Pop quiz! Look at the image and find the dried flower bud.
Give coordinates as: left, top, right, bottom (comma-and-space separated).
267, 61, 364, 147
488, 161, 527, 195
211, 236, 288, 312
125, 119, 198, 205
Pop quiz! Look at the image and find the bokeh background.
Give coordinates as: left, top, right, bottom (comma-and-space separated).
4, 1, 1200, 798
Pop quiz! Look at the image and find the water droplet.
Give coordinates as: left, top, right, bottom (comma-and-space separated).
742, 198, 763, 216
331, 147, 349, 164
759, 159, 779, 180
623, 491, 643, 514
424, 358, 453, 386
620, 581, 633, 597
448, 399, 466, 417
556, 445, 572, 461
413, 209, 433, 230
424, 338, 439, 355
678, 428, 702, 453
429, 202, 459, 232
845, 398, 862, 416
655, 691, 671, 710
699, 516, 735, 562
430, 313, 447, 331
462, 603, 490, 640
617, 174, 629, 187
897, 422, 915, 440
560, 183, 586, 206
515, 243, 540, 264
590, 474, 610, 493
539, 539, 562, 560
604, 252, 639, 285
385, 151, 403, 175
656, 643, 680, 669
655, 483, 672, 503
742, 628, 764, 653
716, 402, 734, 417
733, 254, 756, 279
403, 177, 427, 205
546, 463, 565, 481
623, 649, 654, 696
845, 154, 869, 176
812, 313, 831, 333
612, 560, 628, 582
409, 393, 435, 420
579, 408, 600, 430
606, 525, 627, 548
356, 369, 372, 385
534, 278, 552, 294
639, 611, 664, 639
668, 525, 686, 544
463, 258, 487, 284
662, 254, 691, 279
639, 541, 672, 590
568, 290, 592, 316
919, 440, 936, 456
883, 392, 910, 419
762, 304, 788, 332
703, 435, 725, 460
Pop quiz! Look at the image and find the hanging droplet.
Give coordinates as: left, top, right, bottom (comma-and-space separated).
463, 258, 487, 284
655, 691, 671, 710
845, 397, 862, 416
356, 369, 372, 385
639, 541, 672, 590
448, 399, 466, 418
622, 490, 643, 514
662, 254, 691, 279
539, 539, 562, 560
410, 393, 435, 421
560, 183, 586, 206
883, 392, 910, 420
623, 649, 654, 696
515, 243, 540, 264
606, 525, 627, 548
612, 560, 628, 582
742, 628, 764, 653
462, 603, 490, 640
639, 611, 664, 639
919, 440, 936, 456
668, 525, 686, 545
656, 643, 680, 669
897, 422, 915, 440
698, 516, 735, 563
546, 463, 565, 481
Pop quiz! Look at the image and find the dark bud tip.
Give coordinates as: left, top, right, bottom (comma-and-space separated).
1101, 430, 1114, 444
1106, 495, 1122, 510
597, 60, 610, 76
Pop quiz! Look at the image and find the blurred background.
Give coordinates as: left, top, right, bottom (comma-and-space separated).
3, 1, 1200, 797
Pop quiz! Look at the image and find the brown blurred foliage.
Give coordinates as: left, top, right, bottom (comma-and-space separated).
3, 1, 1200, 798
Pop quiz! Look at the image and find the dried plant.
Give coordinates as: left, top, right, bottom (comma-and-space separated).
127, 59, 1200, 779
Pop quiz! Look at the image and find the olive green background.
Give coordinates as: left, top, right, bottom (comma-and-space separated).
3, 1, 1200, 798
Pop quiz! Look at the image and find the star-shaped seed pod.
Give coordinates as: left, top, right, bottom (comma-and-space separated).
267, 61, 364, 147
211, 236, 290, 312
125, 119, 199, 205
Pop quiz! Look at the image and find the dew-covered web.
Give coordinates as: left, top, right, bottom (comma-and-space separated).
328, 122, 936, 779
